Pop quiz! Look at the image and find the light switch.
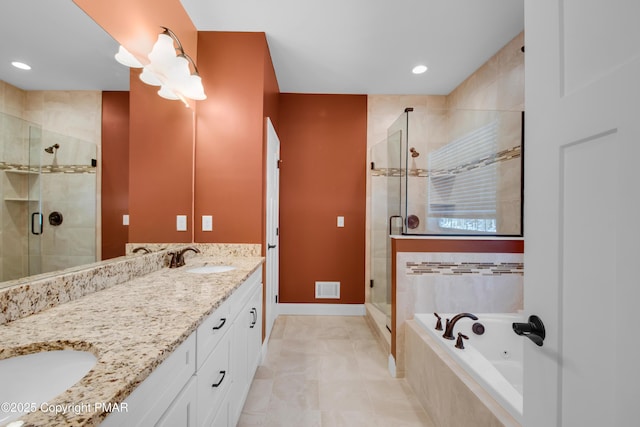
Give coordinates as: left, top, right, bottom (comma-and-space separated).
202, 215, 213, 231
176, 215, 188, 231
337, 216, 345, 227
122, 214, 129, 226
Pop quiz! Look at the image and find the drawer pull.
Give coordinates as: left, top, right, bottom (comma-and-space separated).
212, 318, 227, 330
212, 370, 226, 387
250, 308, 257, 328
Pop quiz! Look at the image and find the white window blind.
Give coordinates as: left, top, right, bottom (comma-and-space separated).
428, 120, 499, 232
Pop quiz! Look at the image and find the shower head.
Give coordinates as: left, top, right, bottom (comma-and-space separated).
44, 144, 60, 154
409, 147, 420, 158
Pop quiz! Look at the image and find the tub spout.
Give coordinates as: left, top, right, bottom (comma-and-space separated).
443, 312, 478, 340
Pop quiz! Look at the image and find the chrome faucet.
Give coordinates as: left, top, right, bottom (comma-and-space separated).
132, 246, 151, 254
442, 312, 479, 340
169, 246, 200, 268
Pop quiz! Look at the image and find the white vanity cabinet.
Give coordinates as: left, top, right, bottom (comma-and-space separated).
101, 266, 263, 427
202, 269, 263, 427
228, 281, 264, 426
100, 334, 197, 427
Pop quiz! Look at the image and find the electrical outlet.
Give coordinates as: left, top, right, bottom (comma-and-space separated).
202, 215, 213, 231
122, 214, 129, 226
337, 216, 345, 227
176, 215, 187, 231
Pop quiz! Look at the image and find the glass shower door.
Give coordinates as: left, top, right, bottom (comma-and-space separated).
28, 125, 43, 276
369, 111, 409, 328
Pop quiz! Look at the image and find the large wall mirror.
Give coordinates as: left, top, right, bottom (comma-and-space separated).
0, 0, 192, 289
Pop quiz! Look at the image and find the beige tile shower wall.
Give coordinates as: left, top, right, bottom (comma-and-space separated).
447, 32, 524, 113
1, 82, 29, 281
367, 31, 525, 254
0, 83, 102, 280
26, 90, 102, 270
446, 32, 524, 235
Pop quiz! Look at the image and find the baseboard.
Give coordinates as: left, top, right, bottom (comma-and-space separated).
277, 303, 366, 316
388, 354, 397, 378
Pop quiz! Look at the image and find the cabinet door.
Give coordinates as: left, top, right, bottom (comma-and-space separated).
155, 376, 197, 427
210, 399, 228, 427
228, 313, 249, 425
247, 283, 263, 379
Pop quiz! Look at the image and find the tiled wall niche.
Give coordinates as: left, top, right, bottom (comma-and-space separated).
0, 81, 101, 282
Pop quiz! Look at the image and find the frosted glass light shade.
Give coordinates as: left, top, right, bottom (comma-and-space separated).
167, 56, 191, 83
158, 85, 180, 100
139, 65, 162, 86
148, 33, 177, 69
182, 75, 207, 100
114, 46, 143, 68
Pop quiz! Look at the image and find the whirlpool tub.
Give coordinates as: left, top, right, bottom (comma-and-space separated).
411, 312, 524, 425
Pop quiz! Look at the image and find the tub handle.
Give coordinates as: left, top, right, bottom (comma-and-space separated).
455, 333, 469, 349
433, 313, 443, 331
512, 315, 546, 347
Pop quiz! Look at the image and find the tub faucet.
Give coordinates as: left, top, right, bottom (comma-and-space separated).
169, 247, 201, 268
443, 312, 479, 340
132, 246, 151, 254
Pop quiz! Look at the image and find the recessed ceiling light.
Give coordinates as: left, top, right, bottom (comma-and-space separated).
11, 61, 31, 70
412, 65, 428, 74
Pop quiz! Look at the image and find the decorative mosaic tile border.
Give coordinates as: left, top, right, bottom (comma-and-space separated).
41, 164, 96, 174
406, 261, 524, 276
371, 144, 521, 177
0, 162, 96, 174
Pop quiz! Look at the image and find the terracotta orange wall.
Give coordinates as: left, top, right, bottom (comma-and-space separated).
194, 32, 278, 244
278, 94, 367, 304
101, 91, 130, 259
77, 0, 198, 242
128, 71, 194, 242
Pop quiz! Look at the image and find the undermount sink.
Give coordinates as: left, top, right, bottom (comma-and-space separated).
186, 265, 236, 274
0, 350, 97, 425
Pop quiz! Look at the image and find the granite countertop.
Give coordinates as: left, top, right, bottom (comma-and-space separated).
0, 254, 264, 427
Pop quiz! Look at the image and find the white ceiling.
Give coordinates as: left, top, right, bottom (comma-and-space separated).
0, 0, 523, 95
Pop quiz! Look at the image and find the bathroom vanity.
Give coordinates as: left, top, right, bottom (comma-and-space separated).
0, 248, 264, 427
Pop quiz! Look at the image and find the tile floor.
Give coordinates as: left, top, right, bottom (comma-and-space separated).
238, 315, 436, 426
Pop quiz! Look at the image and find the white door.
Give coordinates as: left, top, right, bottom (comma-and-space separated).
265, 118, 280, 341
524, 1, 640, 426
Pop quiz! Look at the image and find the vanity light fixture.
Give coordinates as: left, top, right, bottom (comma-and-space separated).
11, 61, 31, 70
412, 64, 428, 74
115, 27, 206, 105
114, 46, 143, 68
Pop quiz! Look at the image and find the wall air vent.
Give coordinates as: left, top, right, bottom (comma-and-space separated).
315, 281, 340, 299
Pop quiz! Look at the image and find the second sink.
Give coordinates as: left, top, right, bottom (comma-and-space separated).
0, 349, 97, 425
186, 265, 236, 274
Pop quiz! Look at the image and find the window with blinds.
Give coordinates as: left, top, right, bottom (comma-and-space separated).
427, 120, 499, 233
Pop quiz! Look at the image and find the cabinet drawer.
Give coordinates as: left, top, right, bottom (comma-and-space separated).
197, 329, 231, 427
196, 298, 231, 370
